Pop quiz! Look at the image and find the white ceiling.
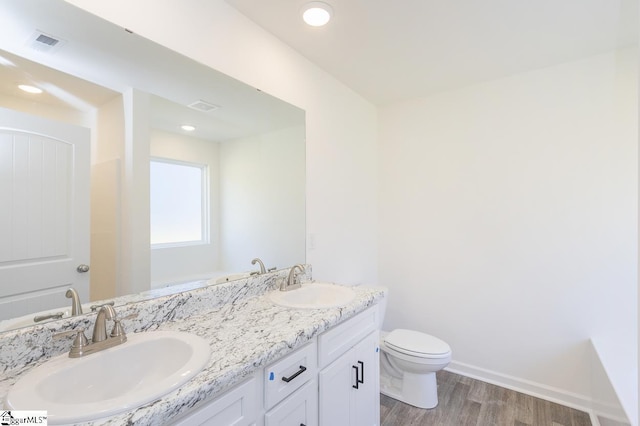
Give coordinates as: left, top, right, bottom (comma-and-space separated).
0, 49, 118, 111
226, 0, 638, 105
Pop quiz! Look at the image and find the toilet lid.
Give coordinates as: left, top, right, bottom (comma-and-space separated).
384, 329, 451, 357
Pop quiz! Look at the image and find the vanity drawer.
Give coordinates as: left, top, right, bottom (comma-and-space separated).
317, 305, 378, 368
264, 340, 317, 410
265, 379, 318, 426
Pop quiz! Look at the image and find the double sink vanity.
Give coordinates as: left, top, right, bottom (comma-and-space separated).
0, 265, 386, 425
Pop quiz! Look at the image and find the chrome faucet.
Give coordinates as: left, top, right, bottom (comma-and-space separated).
92, 304, 117, 342
54, 304, 127, 358
33, 287, 82, 323
65, 288, 83, 316
281, 264, 304, 291
251, 258, 266, 274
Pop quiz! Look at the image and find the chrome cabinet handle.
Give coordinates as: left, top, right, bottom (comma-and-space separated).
282, 365, 307, 383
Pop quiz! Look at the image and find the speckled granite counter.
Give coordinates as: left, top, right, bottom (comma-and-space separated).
0, 267, 385, 425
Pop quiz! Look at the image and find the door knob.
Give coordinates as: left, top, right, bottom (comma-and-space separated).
76, 264, 90, 273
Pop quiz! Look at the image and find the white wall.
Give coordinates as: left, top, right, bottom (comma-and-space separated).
379, 49, 637, 419
120, 88, 150, 296
149, 129, 221, 286
66, 0, 379, 287
91, 95, 124, 300
219, 125, 305, 272
0, 93, 89, 127
64, 0, 637, 418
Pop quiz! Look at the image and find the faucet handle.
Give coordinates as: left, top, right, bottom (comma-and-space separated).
110, 319, 126, 338
53, 328, 85, 340
120, 312, 138, 321
53, 328, 89, 357
34, 312, 65, 323
90, 301, 115, 312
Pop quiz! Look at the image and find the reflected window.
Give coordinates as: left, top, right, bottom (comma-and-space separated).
150, 158, 208, 247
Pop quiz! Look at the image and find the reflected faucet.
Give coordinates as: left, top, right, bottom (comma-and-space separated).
34, 312, 64, 323
281, 264, 304, 291
251, 258, 266, 274
65, 288, 83, 316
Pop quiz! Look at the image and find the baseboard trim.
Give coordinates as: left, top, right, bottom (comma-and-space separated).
445, 360, 593, 414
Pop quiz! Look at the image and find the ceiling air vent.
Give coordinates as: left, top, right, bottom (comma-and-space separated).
27, 31, 66, 52
188, 100, 220, 113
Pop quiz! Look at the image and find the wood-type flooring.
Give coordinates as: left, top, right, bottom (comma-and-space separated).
380, 370, 592, 426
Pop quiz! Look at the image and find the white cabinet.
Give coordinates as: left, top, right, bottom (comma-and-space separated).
265, 379, 318, 426
318, 331, 379, 426
173, 375, 260, 426
174, 304, 380, 426
352, 332, 379, 426
317, 306, 380, 426
264, 341, 318, 426
264, 342, 317, 410
317, 305, 378, 369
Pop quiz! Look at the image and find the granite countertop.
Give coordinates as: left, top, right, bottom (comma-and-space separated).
1, 283, 385, 425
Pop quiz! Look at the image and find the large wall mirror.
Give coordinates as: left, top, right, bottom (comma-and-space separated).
0, 0, 306, 331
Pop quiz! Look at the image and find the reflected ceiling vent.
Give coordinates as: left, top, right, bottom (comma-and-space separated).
188, 100, 220, 113
27, 30, 66, 52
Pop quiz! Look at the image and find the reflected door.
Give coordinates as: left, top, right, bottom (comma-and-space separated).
0, 107, 90, 320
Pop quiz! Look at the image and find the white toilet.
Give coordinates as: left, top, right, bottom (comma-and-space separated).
379, 329, 452, 409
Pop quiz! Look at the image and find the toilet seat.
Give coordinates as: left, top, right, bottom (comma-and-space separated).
384, 329, 451, 359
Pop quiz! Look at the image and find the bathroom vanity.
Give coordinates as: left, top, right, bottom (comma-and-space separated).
0, 266, 385, 425
174, 304, 380, 426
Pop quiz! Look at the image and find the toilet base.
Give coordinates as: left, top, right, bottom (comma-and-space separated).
380, 370, 439, 409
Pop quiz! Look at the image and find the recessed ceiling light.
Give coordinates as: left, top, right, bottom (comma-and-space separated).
18, 84, 43, 94
302, 2, 333, 27
181, 124, 196, 132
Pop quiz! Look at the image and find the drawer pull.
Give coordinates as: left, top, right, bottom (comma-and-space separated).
282, 365, 307, 383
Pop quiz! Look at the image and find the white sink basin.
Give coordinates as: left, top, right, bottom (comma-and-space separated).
6, 331, 211, 425
269, 282, 356, 309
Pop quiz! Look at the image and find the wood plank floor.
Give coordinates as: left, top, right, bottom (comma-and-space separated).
380, 370, 592, 426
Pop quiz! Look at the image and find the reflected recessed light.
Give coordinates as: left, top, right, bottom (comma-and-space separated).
302, 2, 333, 26
18, 84, 43, 94
181, 124, 196, 132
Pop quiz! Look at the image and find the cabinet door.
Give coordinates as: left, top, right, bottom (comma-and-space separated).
318, 349, 353, 426
173, 376, 259, 426
318, 331, 379, 426
352, 331, 379, 426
